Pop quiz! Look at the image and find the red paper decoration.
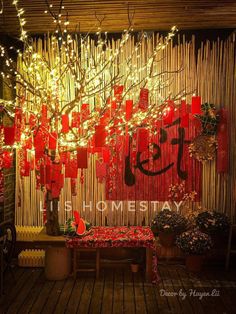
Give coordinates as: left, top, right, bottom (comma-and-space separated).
3, 151, 13, 168
65, 158, 78, 178
96, 160, 107, 182
180, 100, 189, 128
126, 100, 133, 121
102, 148, 110, 163
139, 88, 149, 110
191, 96, 202, 115
71, 112, 80, 128
95, 125, 106, 147
114, 85, 124, 102
15, 108, 22, 142
49, 132, 57, 150
4, 126, 15, 145
61, 115, 69, 133
77, 148, 88, 169
163, 101, 174, 125
137, 128, 149, 152
29, 113, 36, 128
81, 104, 90, 121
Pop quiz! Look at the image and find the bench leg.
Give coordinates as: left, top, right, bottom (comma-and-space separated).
74, 249, 79, 279
146, 248, 152, 282
96, 249, 100, 279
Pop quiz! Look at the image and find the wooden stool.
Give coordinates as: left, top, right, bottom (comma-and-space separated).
73, 248, 100, 279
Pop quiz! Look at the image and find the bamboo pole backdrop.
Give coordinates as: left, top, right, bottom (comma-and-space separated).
15, 33, 236, 227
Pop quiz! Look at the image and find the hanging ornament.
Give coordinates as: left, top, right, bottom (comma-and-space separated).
139, 88, 149, 110
189, 135, 217, 163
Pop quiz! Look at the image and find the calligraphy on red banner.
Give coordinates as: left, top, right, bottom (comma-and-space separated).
106, 114, 201, 201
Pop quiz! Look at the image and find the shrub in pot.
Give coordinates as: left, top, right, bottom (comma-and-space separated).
176, 229, 213, 272
151, 209, 187, 247
195, 210, 230, 246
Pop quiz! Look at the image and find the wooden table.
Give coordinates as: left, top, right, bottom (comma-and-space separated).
66, 226, 158, 283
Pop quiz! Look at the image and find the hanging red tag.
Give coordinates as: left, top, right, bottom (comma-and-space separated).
29, 113, 36, 128
4, 126, 15, 145
163, 101, 174, 125
95, 125, 106, 147
71, 112, 80, 128
180, 100, 189, 128
126, 100, 133, 121
15, 108, 22, 142
137, 128, 149, 152
65, 158, 78, 178
3, 151, 13, 168
102, 148, 110, 163
114, 85, 124, 102
77, 147, 88, 169
61, 114, 69, 133
96, 160, 107, 182
81, 104, 90, 121
49, 132, 57, 150
139, 88, 149, 110
191, 96, 202, 115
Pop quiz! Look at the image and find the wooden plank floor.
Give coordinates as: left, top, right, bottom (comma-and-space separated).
0, 263, 236, 314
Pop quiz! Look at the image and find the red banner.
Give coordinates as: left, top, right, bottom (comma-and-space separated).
106, 112, 201, 200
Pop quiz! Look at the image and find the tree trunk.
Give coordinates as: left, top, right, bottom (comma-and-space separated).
45, 191, 60, 236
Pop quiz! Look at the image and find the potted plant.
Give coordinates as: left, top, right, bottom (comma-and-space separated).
151, 209, 187, 247
176, 229, 213, 272
195, 210, 230, 246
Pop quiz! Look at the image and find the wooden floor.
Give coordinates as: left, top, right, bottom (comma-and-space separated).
0, 263, 236, 314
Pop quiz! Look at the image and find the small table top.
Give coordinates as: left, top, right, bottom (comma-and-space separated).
66, 226, 155, 249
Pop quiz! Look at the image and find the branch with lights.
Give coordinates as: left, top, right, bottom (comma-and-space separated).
0, 0, 205, 235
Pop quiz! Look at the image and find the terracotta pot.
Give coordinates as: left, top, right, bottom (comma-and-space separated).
185, 255, 204, 272
158, 232, 176, 247
131, 263, 139, 273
